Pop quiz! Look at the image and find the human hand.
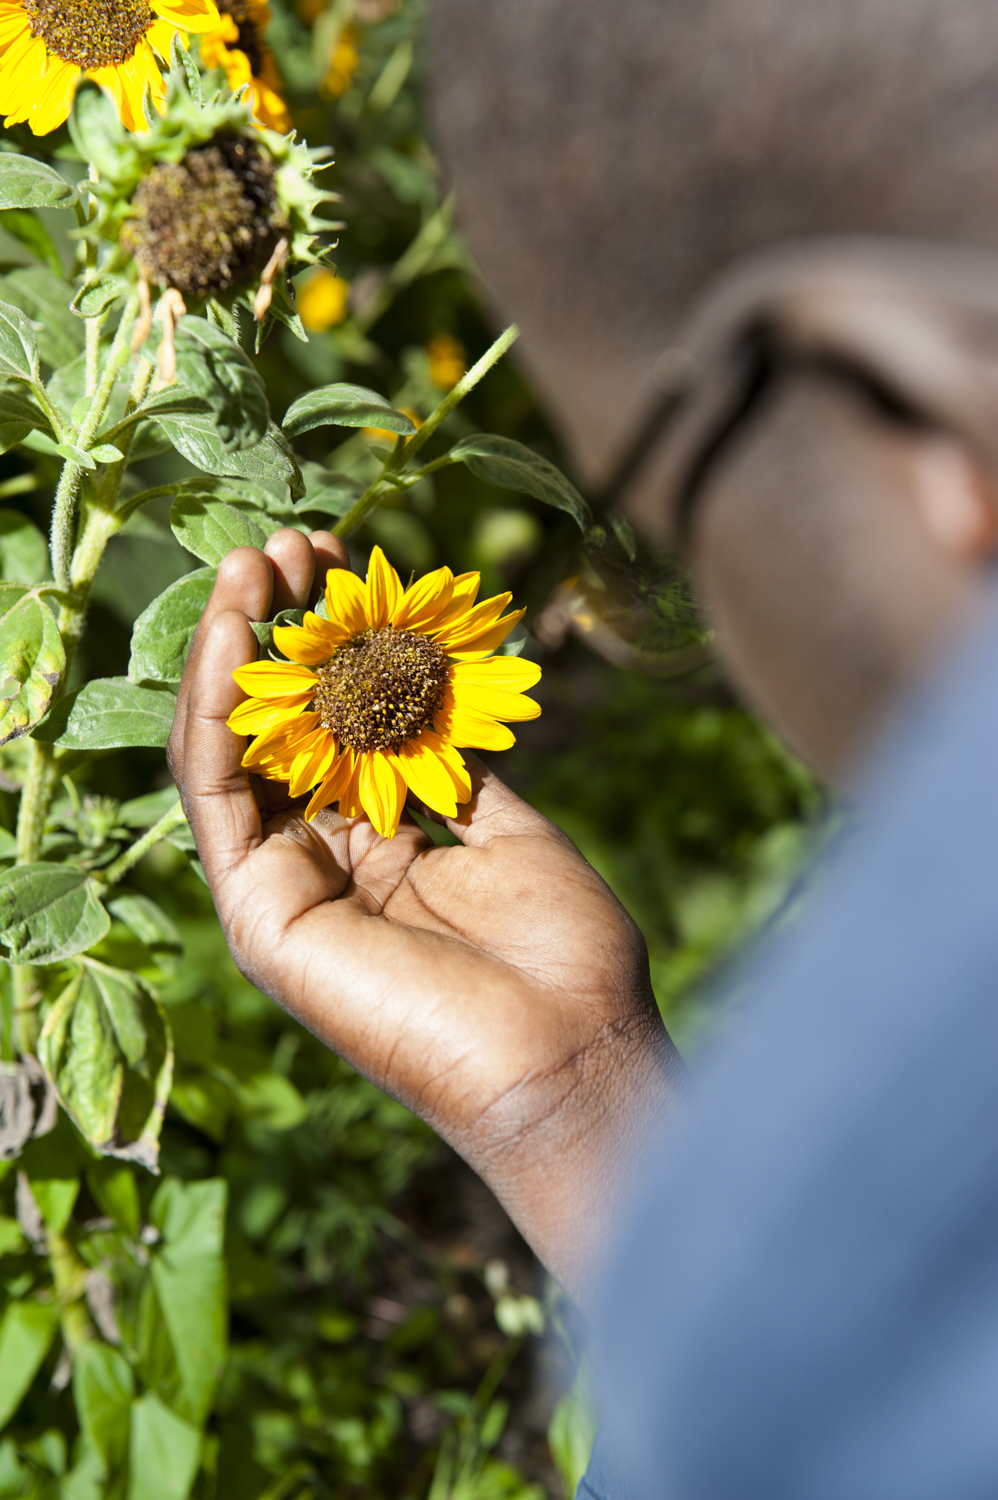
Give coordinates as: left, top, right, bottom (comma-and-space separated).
168, 529, 683, 1300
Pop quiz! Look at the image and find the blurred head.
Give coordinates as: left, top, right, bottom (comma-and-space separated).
431, 0, 998, 780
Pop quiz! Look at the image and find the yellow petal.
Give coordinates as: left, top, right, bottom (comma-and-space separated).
232, 660, 317, 698
241, 711, 321, 770
436, 592, 513, 648
306, 747, 356, 820
392, 566, 454, 630
288, 728, 340, 798
365, 545, 403, 631
337, 750, 365, 820
451, 657, 541, 692
227, 692, 312, 735
420, 571, 481, 633
449, 682, 541, 722
446, 609, 527, 660
393, 738, 461, 818
151, 0, 220, 31
272, 613, 345, 665
324, 567, 368, 638
433, 700, 516, 751
416, 731, 473, 802
359, 750, 407, 838
28, 58, 79, 134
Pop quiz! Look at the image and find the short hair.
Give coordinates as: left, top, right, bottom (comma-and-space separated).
431, 0, 998, 360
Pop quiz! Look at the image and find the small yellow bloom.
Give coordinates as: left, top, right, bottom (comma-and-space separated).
427, 334, 466, 391
199, 0, 290, 132
0, 0, 220, 134
321, 21, 358, 97
298, 267, 350, 332
228, 547, 540, 839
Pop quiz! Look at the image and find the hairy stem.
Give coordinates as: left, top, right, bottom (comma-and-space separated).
100, 800, 187, 887
12, 740, 58, 1054
49, 461, 84, 590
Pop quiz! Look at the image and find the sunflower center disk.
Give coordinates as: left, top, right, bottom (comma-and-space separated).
121, 135, 290, 299
217, 0, 264, 74
24, 0, 153, 68
313, 628, 450, 755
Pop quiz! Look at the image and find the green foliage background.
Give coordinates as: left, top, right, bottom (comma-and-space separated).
0, 2, 818, 1496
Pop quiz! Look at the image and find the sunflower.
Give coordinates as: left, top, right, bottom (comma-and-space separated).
199, 0, 290, 132
228, 547, 541, 839
0, 0, 220, 134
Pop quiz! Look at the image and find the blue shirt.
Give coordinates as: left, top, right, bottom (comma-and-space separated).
582, 599, 998, 1500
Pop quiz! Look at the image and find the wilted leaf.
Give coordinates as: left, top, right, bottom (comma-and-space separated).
449, 434, 591, 530
0, 863, 109, 963
0, 299, 40, 385
38, 959, 173, 1170
35, 677, 177, 750
127, 1394, 201, 1500
172, 316, 269, 450
128, 567, 215, 683
282, 382, 417, 439
0, 267, 85, 368
0, 508, 47, 583
73, 1341, 134, 1470
170, 497, 278, 565
0, 1301, 59, 1428
0, 154, 77, 211
0, 1055, 57, 1161
0, 590, 65, 746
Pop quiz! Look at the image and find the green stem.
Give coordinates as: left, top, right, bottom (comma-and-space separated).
49, 460, 84, 590
47, 1227, 91, 1353
99, 801, 187, 887
30, 384, 66, 445
76, 293, 138, 449
113, 481, 180, 526
12, 740, 57, 1055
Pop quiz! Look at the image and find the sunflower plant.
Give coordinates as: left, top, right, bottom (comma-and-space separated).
0, 23, 593, 1497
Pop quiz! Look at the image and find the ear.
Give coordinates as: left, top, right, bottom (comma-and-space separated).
907, 435, 998, 562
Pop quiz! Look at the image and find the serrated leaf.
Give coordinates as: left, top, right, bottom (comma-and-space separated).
127, 1393, 201, 1500
170, 496, 278, 565
0, 590, 65, 746
0, 209, 63, 275
0, 863, 109, 964
0, 267, 85, 368
0, 154, 77, 211
0, 385, 52, 453
0, 508, 48, 583
0, 298, 40, 384
34, 677, 176, 750
283, 382, 416, 439
38, 959, 173, 1169
147, 390, 304, 499
0, 1302, 59, 1428
71, 272, 129, 319
450, 435, 591, 530
171, 315, 269, 451
129, 566, 215, 684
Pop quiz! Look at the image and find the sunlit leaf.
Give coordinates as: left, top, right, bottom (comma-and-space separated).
170, 496, 278, 565
449, 434, 591, 530
108, 894, 183, 962
35, 677, 177, 750
0, 299, 40, 384
0, 863, 109, 964
282, 382, 416, 439
171, 316, 269, 451
0, 154, 77, 211
71, 272, 129, 320
128, 566, 215, 684
148, 1178, 228, 1423
144, 390, 304, 499
0, 589, 65, 746
127, 1394, 201, 1500
0, 1301, 59, 1428
0, 266, 85, 368
73, 1341, 134, 1471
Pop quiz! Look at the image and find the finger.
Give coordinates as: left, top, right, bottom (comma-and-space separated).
307, 530, 351, 606
168, 547, 274, 783
443, 752, 568, 849
264, 528, 316, 612
180, 609, 263, 896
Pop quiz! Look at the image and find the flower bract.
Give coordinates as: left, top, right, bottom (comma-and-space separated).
0, 0, 220, 134
228, 547, 541, 839
198, 0, 289, 132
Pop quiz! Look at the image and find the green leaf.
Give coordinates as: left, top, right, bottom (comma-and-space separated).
73, 1341, 134, 1470
146, 391, 305, 499
128, 567, 215, 684
0, 385, 52, 453
171, 316, 269, 451
0, 1301, 59, 1428
89, 443, 124, 464
0, 267, 85, 369
55, 441, 96, 470
71, 272, 129, 320
127, 1394, 201, 1500
0, 209, 63, 275
108, 894, 182, 961
170, 497, 278, 565
0, 863, 109, 964
448, 434, 592, 530
86, 1157, 141, 1237
117, 786, 180, 829
282, 382, 417, 439
0, 590, 65, 747
292, 477, 363, 519
0, 298, 40, 384
0, 154, 77, 211
38, 959, 173, 1169
35, 677, 176, 751
21, 1119, 82, 1231
0, 508, 48, 583
148, 1178, 227, 1424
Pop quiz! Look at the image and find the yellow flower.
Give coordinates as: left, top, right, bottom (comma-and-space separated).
228, 547, 540, 839
427, 333, 466, 391
0, 0, 220, 135
297, 266, 349, 331
321, 20, 357, 98
198, 0, 290, 132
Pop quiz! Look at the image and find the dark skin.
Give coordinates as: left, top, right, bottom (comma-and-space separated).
168, 526, 682, 1303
